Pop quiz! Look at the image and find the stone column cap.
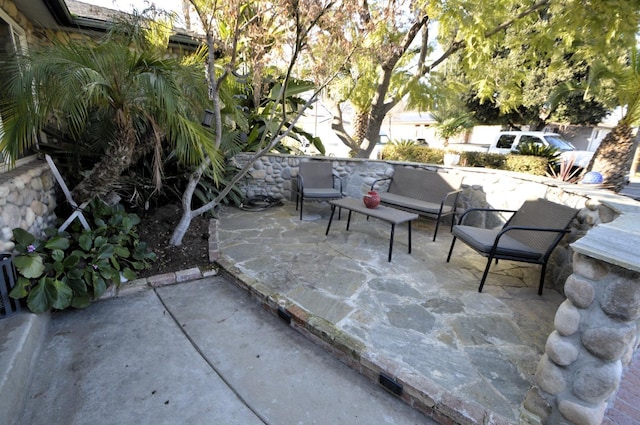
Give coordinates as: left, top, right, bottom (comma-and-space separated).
572, 202, 640, 273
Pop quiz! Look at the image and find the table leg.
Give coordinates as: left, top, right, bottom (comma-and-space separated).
346, 210, 353, 231
325, 205, 336, 236
388, 223, 395, 262
408, 220, 412, 254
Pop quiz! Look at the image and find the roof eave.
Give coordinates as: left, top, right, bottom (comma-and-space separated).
42, 0, 75, 26
41, 1, 204, 48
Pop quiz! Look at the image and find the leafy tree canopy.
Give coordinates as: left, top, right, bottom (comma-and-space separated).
298, 0, 640, 156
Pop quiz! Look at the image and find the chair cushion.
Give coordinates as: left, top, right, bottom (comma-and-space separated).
303, 188, 342, 198
452, 225, 542, 260
380, 193, 453, 215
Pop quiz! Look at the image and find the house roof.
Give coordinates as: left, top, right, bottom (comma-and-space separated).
14, 0, 202, 48
13, 0, 70, 27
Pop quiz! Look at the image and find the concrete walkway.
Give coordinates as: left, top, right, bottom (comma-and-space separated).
14, 277, 431, 425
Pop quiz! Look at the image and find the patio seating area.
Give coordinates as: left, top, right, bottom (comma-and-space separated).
215, 199, 566, 424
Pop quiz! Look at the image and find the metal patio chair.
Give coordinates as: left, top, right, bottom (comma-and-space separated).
446, 198, 578, 295
295, 161, 343, 220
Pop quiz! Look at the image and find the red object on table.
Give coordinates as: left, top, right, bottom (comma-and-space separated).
363, 190, 381, 208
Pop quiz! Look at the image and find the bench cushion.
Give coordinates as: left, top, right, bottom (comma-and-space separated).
380, 193, 454, 215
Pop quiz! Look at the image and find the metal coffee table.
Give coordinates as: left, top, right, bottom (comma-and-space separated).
326, 197, 419, 262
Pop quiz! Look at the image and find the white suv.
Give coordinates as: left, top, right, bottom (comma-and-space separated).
488, 131, 594, 168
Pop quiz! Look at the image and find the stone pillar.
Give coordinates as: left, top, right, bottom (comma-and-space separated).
528, 203, 640, 424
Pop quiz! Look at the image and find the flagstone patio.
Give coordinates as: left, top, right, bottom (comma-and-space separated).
214, 200, 566, 424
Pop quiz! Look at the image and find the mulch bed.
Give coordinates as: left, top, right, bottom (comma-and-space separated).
136, 204, 212, 278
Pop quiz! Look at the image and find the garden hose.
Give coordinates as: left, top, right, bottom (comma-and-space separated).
239, 195, 283, 212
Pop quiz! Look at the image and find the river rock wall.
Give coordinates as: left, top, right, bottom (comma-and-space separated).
0, 159, 57, 252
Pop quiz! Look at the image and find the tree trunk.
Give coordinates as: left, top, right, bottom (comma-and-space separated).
588, 121, 636, 192
327, 99, 360, 154
630, 139, 640, 178
71, 110, 136, 203
353, 110, 370, 145
170, 158, 208, 246
169, 207, 196, 246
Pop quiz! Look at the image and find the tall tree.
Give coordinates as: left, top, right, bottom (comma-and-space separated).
168, 0, 350, 245
308, 0, 429, 157
584, 48, 640, 192
304, 0, 639, 158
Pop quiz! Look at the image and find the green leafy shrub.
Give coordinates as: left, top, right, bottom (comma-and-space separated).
459, 151, 507, 168
10, 200, 157, 313
515, 143, 561, 167
481, 153, 509, 169
381, 143, 444, 164
383, 143, 508, 169
504, 154, 549, 176
192, 163, 246, 215
380, 143, 551, 176
458, 151, 483, 167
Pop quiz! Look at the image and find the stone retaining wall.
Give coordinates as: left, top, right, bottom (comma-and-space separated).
235, 153, 639, 425
525, 199, 640, 425
0, 159, 58, 252
236, 153, 597, 212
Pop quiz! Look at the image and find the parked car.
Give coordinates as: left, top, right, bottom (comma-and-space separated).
488, 131, 594, 168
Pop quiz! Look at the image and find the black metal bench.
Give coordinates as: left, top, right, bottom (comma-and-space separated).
371, 167, 463, 241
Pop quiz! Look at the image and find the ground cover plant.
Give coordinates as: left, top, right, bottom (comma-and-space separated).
10, 201, 156, 313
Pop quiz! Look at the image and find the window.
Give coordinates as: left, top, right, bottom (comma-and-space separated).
0, 8, 28, 171
543, 135, 575, 152
496, 135, 516, 149
0, 16, 23, 56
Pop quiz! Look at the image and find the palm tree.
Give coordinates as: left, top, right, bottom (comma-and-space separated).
0, 24, 215, 203
431, 110, 475, 147
586, 48, 640, 192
